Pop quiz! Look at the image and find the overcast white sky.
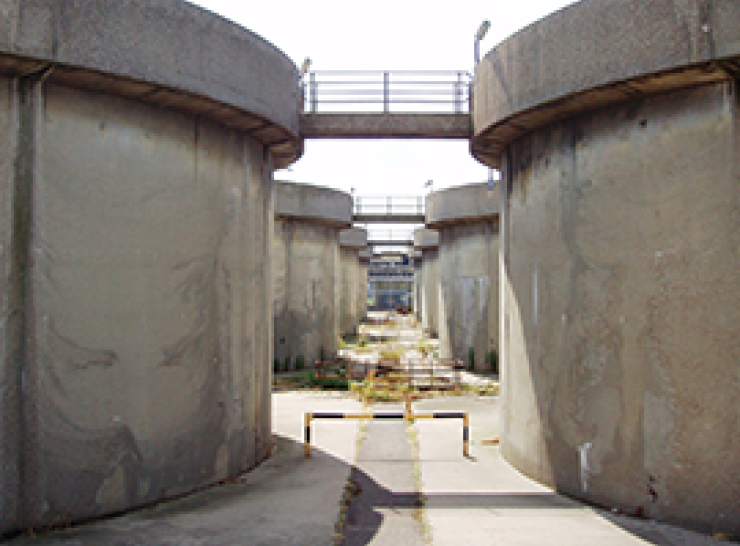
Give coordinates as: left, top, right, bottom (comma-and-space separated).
189, 0, 575, 197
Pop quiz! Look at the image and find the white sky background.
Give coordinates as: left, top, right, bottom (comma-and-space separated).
188, 0, 575, 197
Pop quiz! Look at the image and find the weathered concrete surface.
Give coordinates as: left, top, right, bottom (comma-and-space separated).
0, 80, 276, 535
339, 227, 368, 250
273, 182, 352, 366
414, 396, 724, 546
4, 392, 724, 546
471, 0, 740, 167
339, 245, 368, 336
427, 185, 499, 369
425, 182, 500, 227
300, 112, 471, 139
0, 0, 302, 168
471, 0, 740, 534
413, 228, 439, 250
339, 229, 369, 337
418, 249, 439, 336
4, 392, 364, 546
0, 0, 303, 533
343, 405, 426, 545
498, 83, 739, 534
274, 180, 352, 227
0, 74, 20, 534
413, 229, 439, 335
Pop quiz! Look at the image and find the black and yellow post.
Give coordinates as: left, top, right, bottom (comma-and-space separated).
304, 412, 312, 457
304, 411, 470, 457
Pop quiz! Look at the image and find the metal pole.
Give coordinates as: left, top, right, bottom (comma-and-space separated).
463, 413, 470, 457
383, 72, 390, 113
453, 73, 458, 113
310, 72, 318, 113
304, 413, 312, 457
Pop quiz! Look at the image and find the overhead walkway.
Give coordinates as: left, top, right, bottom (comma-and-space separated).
353, 196, 425, 224
300, 70, 472, 139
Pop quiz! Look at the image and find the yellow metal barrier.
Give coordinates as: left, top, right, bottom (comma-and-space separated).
304, 411, 469, 457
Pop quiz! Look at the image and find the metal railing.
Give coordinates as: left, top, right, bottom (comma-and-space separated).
367, 229, 415, 244
354, 195, 424, 216
302, 70, 472, 114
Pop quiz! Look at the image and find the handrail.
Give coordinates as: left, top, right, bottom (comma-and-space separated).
302, 70, 472, 114
367, 229, 415, 243
354, 195, 424, 216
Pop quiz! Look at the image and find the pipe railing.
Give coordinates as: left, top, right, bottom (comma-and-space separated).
302, 70, 472, 114
367, 229, 415, 244
354, 195, 424, 216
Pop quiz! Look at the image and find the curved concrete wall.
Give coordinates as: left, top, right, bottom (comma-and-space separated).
273, 182, 352, 366
472, 0, 740, 535
0, 0, 300, 535
426, 185, 499, 369
339, 228, 368, 336
413, 229, 440, 336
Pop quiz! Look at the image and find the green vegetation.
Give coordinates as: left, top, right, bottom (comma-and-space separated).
467, 346, 475, 371
295, 354, 305, 370
379, 346, 403, 363
486, 348, 498, 375
273, 370, 349, 391
416, 339, 431, 357
283, 355, 291, 372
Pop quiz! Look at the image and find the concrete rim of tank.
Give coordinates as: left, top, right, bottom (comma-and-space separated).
0, 0, 302, 168
471, 0, 740, 168
413, 227, 439, 250
425, 182, 500, 228
274, 180, 353, 228
339, 227, 369, 249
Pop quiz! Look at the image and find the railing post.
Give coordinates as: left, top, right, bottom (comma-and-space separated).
383, 72, 390, 113
455, 71, 463, 113
387, 196, 392, 215
310, 72, 318, 113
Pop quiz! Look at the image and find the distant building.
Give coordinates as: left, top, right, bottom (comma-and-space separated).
366, 253, 415, 310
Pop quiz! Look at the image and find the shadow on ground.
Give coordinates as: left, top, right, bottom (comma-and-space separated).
6, 432, 731, 546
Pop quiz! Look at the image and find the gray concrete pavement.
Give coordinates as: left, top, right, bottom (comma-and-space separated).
5, 391, 727, 545
342, 403, 425, 546
413, 396, 727, 546
6, 392, 362, 546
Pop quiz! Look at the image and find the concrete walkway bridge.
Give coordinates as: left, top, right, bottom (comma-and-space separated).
353, 195, 425, 224
300, 70, 472, 139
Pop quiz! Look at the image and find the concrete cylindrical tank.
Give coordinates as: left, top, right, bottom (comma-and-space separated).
472, 0, 740, 534
273, 182, 352, 367
426, 184, 499, 370
339, 228, 369, 336
0, 0, 301, 534
413, 228, 440, 336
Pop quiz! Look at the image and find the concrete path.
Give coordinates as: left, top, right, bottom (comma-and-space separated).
6, 391, 727, 546
413, 396, 725, 546
341, 404, 426, 546
6, 392, 362, 546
